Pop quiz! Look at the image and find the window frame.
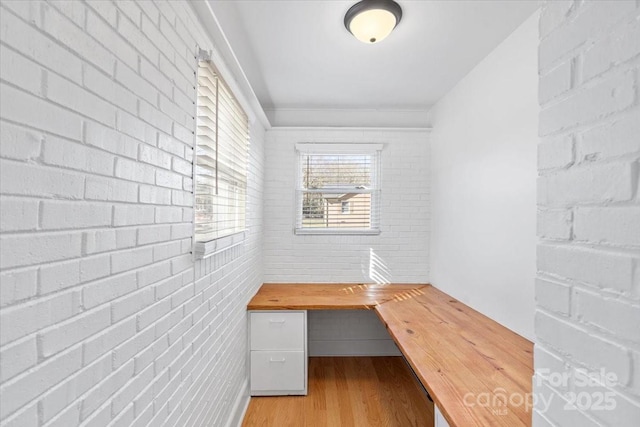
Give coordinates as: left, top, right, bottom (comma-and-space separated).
193, 57, 249, 259
294, 143, 382, 236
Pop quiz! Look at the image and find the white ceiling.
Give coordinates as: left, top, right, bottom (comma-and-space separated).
209, 0, 539, 115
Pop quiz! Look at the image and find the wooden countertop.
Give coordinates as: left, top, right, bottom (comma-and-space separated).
247, 283, 534, 427
375, 286, 533, 427
247, 283, 429, 310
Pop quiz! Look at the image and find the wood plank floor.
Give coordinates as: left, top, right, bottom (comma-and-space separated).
242, 357, 434, 427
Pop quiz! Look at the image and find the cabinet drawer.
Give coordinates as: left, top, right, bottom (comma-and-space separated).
250, 311, 305, 350
250, 351, 305, 392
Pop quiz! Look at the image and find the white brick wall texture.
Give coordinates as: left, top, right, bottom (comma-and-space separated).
535, 1, 640, 425
263, 128, 429, 355
0, 1, 265, 426
263, 128, 430, 284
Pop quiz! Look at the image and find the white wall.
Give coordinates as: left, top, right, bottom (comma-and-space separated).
428, 12, 539, 340
0, 1, 264, 426
535, 1, 640, 425
264, 128, 430, 284
263, 127, 429, 354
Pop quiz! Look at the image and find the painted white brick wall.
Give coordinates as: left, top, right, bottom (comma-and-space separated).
264, 128, 430, 284
535, 1, 640, 425
263, 128, 429, 355
0, 1, 264, 426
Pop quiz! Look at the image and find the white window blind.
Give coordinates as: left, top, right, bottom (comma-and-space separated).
195, 60, 249, 249
295, 143, 382, 235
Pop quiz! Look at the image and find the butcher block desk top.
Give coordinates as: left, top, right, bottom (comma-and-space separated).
247, 283, 534, 427
247, 283, 429, 310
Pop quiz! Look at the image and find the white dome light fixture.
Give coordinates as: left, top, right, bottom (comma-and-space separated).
344, 0, 402, 44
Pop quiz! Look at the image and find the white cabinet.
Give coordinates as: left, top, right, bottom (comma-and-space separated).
250, 312, 305, 350
435, 405, 451, 427
249, 310, 307, 395
250, 351, 306, 392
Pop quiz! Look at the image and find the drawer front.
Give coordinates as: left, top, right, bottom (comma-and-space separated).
250, 351, 305, 392
250, 312, 305, 350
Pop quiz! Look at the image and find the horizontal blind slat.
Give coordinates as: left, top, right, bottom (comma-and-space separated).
195, 60, 249, 243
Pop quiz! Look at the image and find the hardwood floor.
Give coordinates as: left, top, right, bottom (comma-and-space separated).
242, 357, 434, 427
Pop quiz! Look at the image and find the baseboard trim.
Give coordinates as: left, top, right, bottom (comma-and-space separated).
225, 378, 250, 427
309, 339, 402, 356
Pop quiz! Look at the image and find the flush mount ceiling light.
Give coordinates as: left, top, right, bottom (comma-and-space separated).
344, 0, 402, 44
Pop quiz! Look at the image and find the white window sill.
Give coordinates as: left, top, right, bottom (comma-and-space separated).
194, 230, 246, 259
294, 228, 380, 236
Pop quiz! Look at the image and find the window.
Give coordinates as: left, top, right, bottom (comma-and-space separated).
295, 143, 382, 235
194, 60, 249, 257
